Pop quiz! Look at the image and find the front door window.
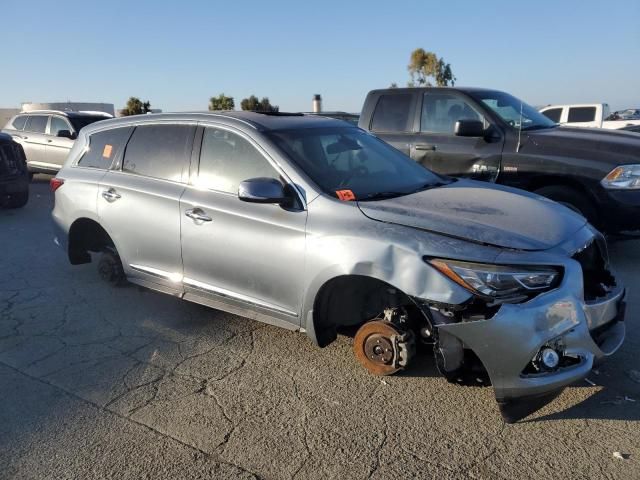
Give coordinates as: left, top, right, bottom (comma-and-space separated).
420, 92, 485, 134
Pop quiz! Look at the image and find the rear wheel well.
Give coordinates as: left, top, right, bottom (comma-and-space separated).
67, 218, 115, 265
312, 275, 414, 347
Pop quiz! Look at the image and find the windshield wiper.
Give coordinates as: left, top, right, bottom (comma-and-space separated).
358, 191, 409, 201
522, 124, 556, 131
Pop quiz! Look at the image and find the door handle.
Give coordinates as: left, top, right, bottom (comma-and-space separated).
185, 208, 212, 222
414, 143, 436, 151
47, 139, 53, 143
101, 188, 121, 202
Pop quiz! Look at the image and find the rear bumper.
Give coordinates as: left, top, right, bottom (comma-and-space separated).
436, 260, 625, 421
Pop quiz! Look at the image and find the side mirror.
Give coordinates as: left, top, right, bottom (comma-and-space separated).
56, 130, 76, 139
454, 120, 485, 137
238, 177, 289, 205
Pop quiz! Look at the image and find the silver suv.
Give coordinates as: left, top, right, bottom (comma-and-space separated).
51, 112, 626, 422
2, 110, 111, 175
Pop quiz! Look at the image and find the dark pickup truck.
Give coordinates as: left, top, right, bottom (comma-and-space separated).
359, 87, 640, 233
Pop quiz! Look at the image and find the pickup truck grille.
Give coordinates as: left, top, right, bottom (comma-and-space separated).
572, 239, 616, 302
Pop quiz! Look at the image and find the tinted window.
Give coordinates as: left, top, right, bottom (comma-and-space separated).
50, 117, 71, 136
197, 128, 279, 193
69, 115, 108, 132
122, 124, 194, 181
370, 94, 413, 132
25, 115, 48, 133
568, 107, 596, 123
78, 127, 132, 169
542, 108, 562, 123
11, 116, 27, 130
421, 92, 484, 134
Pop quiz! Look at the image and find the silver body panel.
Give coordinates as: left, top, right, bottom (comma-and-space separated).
51, 112, 626, 411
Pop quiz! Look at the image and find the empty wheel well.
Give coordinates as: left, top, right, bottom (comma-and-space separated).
312, 275, 413, 347
67, 218, 115, 265
525, 176, 596, 202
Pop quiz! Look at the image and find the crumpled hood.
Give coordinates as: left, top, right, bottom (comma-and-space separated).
358, 180, 587, 251
526, 127, 640, 164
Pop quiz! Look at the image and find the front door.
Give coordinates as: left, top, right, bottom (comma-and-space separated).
98, 123, 195, 292
47, 116, 75, 168
411, 91, 503, 182
180, 125, 307, 326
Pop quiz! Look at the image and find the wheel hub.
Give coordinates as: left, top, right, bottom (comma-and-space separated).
353, 320, 415, 376
364, 334, 394, 365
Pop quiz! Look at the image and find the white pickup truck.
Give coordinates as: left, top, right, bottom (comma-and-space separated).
539, 103, 640, 129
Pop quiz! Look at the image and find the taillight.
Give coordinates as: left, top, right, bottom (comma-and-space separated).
50, 177, 65, 193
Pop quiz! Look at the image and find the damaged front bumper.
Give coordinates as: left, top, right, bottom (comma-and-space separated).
435, 259, 626, 423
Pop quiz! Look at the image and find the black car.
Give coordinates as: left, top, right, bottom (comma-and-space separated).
359, 88, 640, 233
0, 133, 29, 208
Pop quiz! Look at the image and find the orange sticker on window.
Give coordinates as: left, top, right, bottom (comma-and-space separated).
102, 144, 113, 158
336, 189, 356, 201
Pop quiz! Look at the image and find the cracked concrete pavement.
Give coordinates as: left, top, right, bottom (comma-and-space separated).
1, 178, 639, 479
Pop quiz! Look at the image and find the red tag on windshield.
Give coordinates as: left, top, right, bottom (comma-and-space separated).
336, 189, 356, 201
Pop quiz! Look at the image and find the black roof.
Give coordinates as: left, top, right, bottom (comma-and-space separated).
368, 86, 500, 95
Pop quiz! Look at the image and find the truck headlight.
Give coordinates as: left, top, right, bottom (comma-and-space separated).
601, 165, 640, 189
427, 259, 561, 302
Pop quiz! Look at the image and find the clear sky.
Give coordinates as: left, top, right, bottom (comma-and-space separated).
1, 0, 638, 113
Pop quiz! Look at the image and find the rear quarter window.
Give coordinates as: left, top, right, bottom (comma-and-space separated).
77, 127, 133, 169
11, 116, 27, 130
370, 94, 413, 132
568, 107, 596, 123
122, 124, 194, 182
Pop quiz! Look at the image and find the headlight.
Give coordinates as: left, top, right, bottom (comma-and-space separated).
427, 259, 561, 302
601, 164, 640, 189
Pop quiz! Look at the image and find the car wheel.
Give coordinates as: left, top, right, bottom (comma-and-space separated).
98, 249, 126, 286
5, 190, 29, 209
534, 186, 598, 226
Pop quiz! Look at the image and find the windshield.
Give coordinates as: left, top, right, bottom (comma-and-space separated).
469, 90, 556, 131
267, 127, 448, 200
69, 116, 108, 132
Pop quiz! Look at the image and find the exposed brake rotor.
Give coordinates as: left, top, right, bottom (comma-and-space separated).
353, 320, 415, 376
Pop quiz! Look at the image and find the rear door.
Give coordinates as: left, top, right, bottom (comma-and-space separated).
98, 122, 195, 293
366, 92, 418, 156
21, 115, 50, 169
411, 91, 503, 181
47, 115, 75, 167
179, 124, 307, 326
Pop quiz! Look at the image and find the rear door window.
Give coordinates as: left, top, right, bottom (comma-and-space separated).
24, 115, 49, 133
370, 94, 413, 132
568, 107, 596, 123
197, 127, 279, 193
11, 116, 27, 130
122, 124, 194, 182
78, 127, 133, 169
541, 108, 562, 123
